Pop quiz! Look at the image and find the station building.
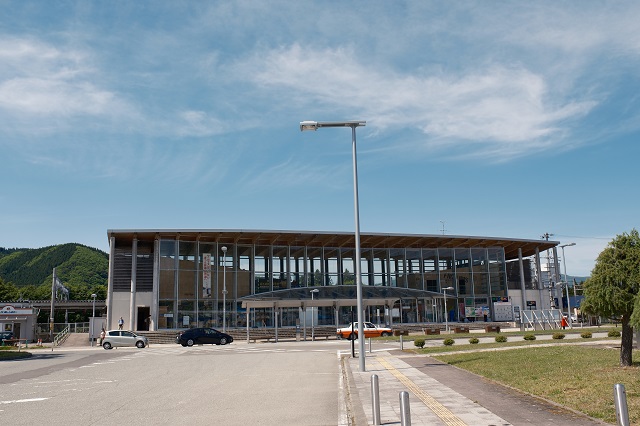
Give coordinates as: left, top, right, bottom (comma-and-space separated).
105, 229, 560, 332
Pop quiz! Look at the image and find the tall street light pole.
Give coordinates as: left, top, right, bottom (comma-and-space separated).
221, 246, 228, 333
300, 120, 367, 371
442, 287, 454, 333
560, 243, 576, 328
310, 289, 319, 341
91, 293, 97, 347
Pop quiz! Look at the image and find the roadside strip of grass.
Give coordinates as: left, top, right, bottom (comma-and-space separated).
426, 344, 638, 425
0, 349, 32, 360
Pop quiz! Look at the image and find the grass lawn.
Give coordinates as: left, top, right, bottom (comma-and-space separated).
433, 345, 639, 425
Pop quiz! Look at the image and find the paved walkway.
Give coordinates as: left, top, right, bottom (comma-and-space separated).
343, 340, 613, 425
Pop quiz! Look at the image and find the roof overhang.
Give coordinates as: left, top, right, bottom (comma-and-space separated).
107, 228, 558, 260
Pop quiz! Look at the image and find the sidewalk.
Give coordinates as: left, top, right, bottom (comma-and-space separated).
343, 345, 610, 426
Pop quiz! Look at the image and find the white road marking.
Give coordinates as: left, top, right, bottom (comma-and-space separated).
1, 398, 49, 404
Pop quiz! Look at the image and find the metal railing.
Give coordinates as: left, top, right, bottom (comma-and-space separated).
521, 309, 562, 330
37, 322, 90, 334
52, 324, 70, 349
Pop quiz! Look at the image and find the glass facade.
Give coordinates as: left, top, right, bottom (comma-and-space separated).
110, 232, 524, 330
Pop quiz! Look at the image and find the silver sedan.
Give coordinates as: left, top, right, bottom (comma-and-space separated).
102, 330, 148, 349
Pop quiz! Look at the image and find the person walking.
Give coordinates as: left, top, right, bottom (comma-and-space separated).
561, 315, 568, 330
118, 316, 124, 330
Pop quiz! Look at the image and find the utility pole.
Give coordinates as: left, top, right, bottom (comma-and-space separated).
439, 221, 447, 235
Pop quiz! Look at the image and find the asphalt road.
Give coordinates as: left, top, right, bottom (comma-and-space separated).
0, 341, 347, 425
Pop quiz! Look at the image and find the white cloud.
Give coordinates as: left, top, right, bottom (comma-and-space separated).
0, 37, 139, 135
0, 77, 118, 115
238, 44, 597, 161
174, 110, 227, 137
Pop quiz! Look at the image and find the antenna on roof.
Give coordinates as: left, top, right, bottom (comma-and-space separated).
440, 220, 447, 235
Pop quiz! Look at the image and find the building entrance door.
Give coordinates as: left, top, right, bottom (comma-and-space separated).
137, 306, 150, 331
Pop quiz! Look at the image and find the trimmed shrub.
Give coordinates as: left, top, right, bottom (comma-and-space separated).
552, 332, 565, 340
413, 338, 425, 348
469, 337, 480, 344
581, 331, 592, 338
523, 333, 536, 341
443, 338, 455, 346
495, 335, 507, 343
608, 330, 621, 338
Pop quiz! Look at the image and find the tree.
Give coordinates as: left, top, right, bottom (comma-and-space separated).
343, 269, 354, 285
581, 229, 640, 366
0, 277, 18, 300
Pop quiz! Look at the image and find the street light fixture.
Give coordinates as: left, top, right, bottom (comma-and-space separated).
560, 243, 576, 328
300, 119, 367, 372
91, 293, 97, 347
221, 246, 228, 333
310, 289, 319, 341
442, 287, 454, 333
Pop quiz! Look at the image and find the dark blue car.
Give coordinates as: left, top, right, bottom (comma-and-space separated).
176, 327, 233, 347
0, 331, 15, 344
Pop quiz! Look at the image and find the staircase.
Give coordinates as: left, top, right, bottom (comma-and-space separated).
137, 331, 177, 344
60, 332, 90, 347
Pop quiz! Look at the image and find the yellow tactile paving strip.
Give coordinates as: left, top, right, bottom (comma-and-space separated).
378, 357, 467, 426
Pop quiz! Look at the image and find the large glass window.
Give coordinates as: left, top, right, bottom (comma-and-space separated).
237, 246, 252, 297
145, 234, 515, 329
389, 249, 405, 288
324, 248, 339, 286
488, 248, 506, 295
177, 241, 197, 299
422, 249, 438, 292
455, 248, 471, 295
158, 300, 174, 329
160, 240, 177, 267
254, 246, 270, 293
406, 249, 422, 290
360, 249, 371, 286
438, 248, 454, 291
371, 249, 387, 286
471, 248, 488, 295
198, 300, 214, 328
341, 248, 355, 285
307, 247, 322, 287
289, 247, 305, 287
159, 240, 177, 299
272, 246, 288, 290
178, 241, 197, 270
177, 300, 195, 329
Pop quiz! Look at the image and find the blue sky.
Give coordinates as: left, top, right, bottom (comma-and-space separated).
1, 1, 638, 277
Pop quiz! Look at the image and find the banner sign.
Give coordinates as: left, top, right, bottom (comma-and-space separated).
203, 253, 211, 297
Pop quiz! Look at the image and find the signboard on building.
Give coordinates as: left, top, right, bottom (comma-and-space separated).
0, 305, 32, 315
203, 253, 211, 297
493, 301, 514, 321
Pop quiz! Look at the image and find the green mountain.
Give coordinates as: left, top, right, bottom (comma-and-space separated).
0, 243, 108, 300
